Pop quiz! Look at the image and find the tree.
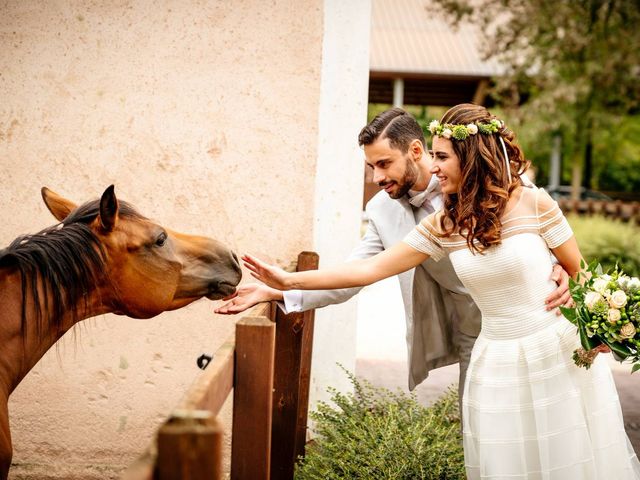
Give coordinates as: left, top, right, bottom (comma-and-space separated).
432, 0, 640, 196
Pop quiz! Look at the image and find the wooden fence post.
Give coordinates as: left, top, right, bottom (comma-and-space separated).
231, 316, 276, 479
156, 410, 223, 480
270, 251, 319, 480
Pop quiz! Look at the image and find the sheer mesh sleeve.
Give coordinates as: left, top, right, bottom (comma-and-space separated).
403, 214, 445, 261
536, 188, 574, 248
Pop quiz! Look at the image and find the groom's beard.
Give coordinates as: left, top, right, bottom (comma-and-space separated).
379, 160, 418, 199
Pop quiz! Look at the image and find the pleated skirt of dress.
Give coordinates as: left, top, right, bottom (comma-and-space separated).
462, 319, 640, 479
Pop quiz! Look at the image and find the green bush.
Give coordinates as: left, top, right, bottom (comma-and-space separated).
568, 214, 640, 277
295, 372, 465, 480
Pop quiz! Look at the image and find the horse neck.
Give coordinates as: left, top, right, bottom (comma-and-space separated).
0, 269, 109, 396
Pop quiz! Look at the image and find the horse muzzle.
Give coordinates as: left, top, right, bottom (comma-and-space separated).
205, 281, 238, 300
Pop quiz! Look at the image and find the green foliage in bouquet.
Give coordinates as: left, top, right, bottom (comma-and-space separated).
560, 260, 640, 373
295, 371, 465, 480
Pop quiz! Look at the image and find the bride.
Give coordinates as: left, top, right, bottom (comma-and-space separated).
242, 103, 640, 479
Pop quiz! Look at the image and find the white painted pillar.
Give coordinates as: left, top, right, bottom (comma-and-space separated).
393, 77, 404, 107
311, 0, 371, 408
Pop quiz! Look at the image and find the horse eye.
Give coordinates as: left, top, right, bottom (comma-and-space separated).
155, 232, 167, 247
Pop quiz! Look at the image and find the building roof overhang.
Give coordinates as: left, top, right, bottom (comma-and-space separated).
369, 0, 501, 105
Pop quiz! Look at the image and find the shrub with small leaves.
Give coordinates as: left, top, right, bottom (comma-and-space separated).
295, 371, 465, 480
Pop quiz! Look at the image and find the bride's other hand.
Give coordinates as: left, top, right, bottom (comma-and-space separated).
545, 264, 571, 315
242, 254, 294, 290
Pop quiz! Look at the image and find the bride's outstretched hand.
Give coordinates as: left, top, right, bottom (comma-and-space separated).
242, 254, 293, 290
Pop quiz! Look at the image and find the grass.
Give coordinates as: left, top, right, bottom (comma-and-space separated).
568, 214, 640, 277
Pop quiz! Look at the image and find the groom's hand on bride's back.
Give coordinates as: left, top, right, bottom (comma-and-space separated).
214, 283, 284, 315
545, 264, 571, 315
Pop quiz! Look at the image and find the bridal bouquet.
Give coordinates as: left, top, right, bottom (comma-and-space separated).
560, 261, 640, 372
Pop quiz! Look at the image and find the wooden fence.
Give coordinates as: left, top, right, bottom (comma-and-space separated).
557, 198, 640, 224
122, 251, 319, 480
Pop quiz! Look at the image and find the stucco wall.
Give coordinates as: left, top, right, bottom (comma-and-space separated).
1, 1, 335, 478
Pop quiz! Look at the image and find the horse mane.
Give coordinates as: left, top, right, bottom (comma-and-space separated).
0, 199, 144, 339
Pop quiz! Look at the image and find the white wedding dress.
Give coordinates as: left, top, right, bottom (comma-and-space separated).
404, 186, 640, 479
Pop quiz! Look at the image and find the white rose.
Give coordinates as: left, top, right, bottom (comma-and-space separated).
466, 124, 478, 135
584, 291, 603, 311
608, 308, 621, 323
628, 277, 640, 290
620, 323, 637, 339
429, 120, 439, 134
609, 290, 628, 309
617, 276, 629, 288
441, 128, 453, 139
592, 278, 609, 294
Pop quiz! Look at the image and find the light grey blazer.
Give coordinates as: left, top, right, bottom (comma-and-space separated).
295, 190, 482, 390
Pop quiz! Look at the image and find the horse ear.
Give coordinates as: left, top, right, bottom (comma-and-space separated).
99, 185, 119, 232
41, 187, 77, 221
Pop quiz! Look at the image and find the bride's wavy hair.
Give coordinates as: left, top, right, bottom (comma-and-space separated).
437, 103, 530, 254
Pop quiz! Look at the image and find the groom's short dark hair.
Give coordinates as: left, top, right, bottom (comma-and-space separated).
358, 108, 425, 153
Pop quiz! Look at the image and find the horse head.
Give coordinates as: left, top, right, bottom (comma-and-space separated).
40, 185, 242, 319
0, 185, 243, 479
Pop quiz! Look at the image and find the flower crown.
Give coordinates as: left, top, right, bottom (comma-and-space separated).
428, 118, 503, 141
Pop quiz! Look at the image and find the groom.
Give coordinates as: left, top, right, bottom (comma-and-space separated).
216, 108, 570, 395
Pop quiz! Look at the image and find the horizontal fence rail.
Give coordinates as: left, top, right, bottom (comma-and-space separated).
557, 198, 640, 224
122, 251, 319, 480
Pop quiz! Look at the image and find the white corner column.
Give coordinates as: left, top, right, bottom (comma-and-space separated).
311, 0, 372, 408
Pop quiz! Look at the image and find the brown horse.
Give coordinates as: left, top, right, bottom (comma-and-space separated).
0, 186, 242, 479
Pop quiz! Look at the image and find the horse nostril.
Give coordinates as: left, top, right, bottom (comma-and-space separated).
232, 252, 242, 270
230, 251, 242, 279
